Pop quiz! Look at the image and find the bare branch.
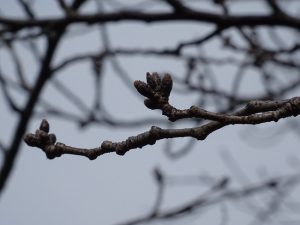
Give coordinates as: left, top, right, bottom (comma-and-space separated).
24, 73, 300, 160
0, 71, 22, 113
57, 0, 70, 14
162, 0, 191, 13
265, 0, 284, 15
3, 1, 300, 223
117, 173, 300, 225
17, 0, 36, 19
0, 141, 6, 153
1, 9, 300, 34
0, 0, 88, 196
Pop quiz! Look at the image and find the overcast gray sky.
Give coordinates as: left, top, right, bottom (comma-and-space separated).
1, 1, 300, 225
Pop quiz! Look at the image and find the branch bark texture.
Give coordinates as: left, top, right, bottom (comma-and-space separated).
24, 73, 300, 160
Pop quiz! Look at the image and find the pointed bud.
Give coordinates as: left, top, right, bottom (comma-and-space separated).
39, 119, 49, 133
134, 80, 154, 98
161, 73, 173, 97
146, 72, 163, 91
146, 72, 156, 90
24, 133, 38, 147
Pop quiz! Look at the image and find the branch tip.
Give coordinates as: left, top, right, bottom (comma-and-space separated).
39, 119, 50, 133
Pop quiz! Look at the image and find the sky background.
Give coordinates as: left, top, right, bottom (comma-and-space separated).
0, 0, 300, 225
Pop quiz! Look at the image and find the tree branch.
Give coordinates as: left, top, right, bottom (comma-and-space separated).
265, 0, 284, 15
162, 0, 191, 13
24, 73, 300, 160
0, 0, 87, 197
116, 173, 300, 225
1, 9, 300, 34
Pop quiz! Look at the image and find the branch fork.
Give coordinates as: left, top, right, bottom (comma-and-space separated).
24, 73, 300, 159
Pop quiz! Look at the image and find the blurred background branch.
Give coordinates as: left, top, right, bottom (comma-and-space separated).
1, 0, 300, 224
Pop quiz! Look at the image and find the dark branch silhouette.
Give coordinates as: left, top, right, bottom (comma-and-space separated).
24, 73, 300, 159
1, 0, 300, 224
